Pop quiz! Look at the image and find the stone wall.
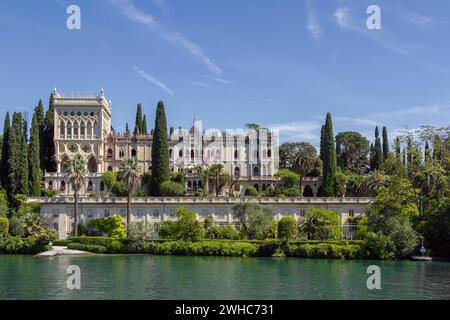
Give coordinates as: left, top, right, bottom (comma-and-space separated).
30, 196, 374, 240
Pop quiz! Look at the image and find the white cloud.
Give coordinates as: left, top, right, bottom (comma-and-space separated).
333, 7, 350, 28
133, 65, 174, 96
306, 3, 322, 39
402, 12, 433, 27
268, 121, 321, 142
109, 0, 222, 75
203, 75, 239, 85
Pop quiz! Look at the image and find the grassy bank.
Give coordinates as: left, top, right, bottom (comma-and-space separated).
62, 237, 365, 259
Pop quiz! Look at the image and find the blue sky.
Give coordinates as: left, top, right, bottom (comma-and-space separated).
1, 0, 450, 147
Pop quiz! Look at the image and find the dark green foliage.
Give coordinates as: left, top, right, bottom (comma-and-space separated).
374, 126, 382, 170
176, 207, 204, 241
335, 131, 369, 174
1, 112, 10, 187
232, 203, 275, 240
160, 181, 185, 196
0, 217, 8, 236
153, 240, 258, 257
150, 101, 170, 195
286, 243, 361, 259
0, 188, 8, 217
142, 114, 148, 135
134, 103, 143, 135
158, 220, 179, 239
382, 126, 389, 160
28, 112, 41, 196
360, 232, 396, 260
298, 208, 343, 240
7, 112, 29, 196
42, 93, 56, 172
277, 216, 297, 241
67, 242, 107, 253
8, 216, 24, 236
0, 235, 51, 254
245, 185, 258, 197
321, 113, 339, 196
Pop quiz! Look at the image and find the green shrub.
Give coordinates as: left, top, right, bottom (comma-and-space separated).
286, 243, 361, 259
53, 240, 71, 246
70, 236, 117, 247
0, 217, 9, 236
278, 216, 297, 241
87, 216, 126, 239
107, 240, 124, 253
0, 236, 46, 254
153, 240, 258, 257
160, 181, 185, 197
360, 232, 396, 260
41, 188, 59, 197
8, 216, 24, 237
67, 242, 107, 253
245, 186, 258, 197
219, 225, 240, 240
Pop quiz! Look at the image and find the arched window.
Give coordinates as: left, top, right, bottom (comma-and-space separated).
107, 166, 113, 171
191, 149, 194, 160
88, 157, 97, 173
87, 122, 92, 137
60, 121, 65, 138
81, 122, 86, 136
100, 181, 105, 191
234, 167, 240, 178
303, 185, 314, 197
119, 149, 124, 158
253, 166, 259, 176
74, 122, 79, 137
107, 148, 113, 159
131, 149, 137, 157
169, 149, 173, 158
48, 181, 53, 190
198, 180, 203, 189
193, 181, 197, 191
94, 122, 100, 137
87, 181, 93, 192
67, 122, 72, 137
59, 181, 66, 191
234, 149, 238, 159
148, 165, 152, 172
179, 150, 183, 157
267, 149, 272, 157
187, 181, 192, 190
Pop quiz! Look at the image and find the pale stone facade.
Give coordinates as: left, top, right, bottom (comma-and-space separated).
44, 89, 281, 196
32, 196, 373, 240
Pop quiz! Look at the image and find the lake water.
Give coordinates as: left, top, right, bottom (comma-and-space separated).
0, 255, 449, 300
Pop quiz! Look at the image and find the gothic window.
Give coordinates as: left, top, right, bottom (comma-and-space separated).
68, 144, 77, 153
48, 181, 53, 190
119, 149, 124, 158
253, 166, 259, 176
267, 149, 272, 157
107, 166, 113, 171
94, 122, 100, 137
234, 149, 238, 160
187, 181, 192, 190
60, 121, 65, 138
234, 167, 240, 178
67, 122, 72, 137
81, 122, 86, 136
81, 145, 90, 153
131, 149, 137, 157
87, 122, 92, 137
59, 181, 66, 191
191, 149, 194, 160
87, 181, 93, 192
107, 148, 113, 159
100, 181, 105, 192
169, 149, 173, 159
74, 122, 78, 137
88, 157, 97, 173
193, 181, 197, 191
179, 150, 183, 157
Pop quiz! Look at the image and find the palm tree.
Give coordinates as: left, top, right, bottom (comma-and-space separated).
66, 156, 87, 237
195, 165, 210, 196
209, 164, 224, 196
357, 170, 389, 196
119, 158, 141, 236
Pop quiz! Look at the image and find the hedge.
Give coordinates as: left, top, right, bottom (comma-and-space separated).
0, 236, 50, 254
286, 243, 362, 259
67, 242, 107, 254
153, 241, 258, 257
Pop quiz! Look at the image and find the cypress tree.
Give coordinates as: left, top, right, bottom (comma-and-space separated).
35, 99, 45, 167
142, 114, 148, 135
169, 127, 174, 136
8, 113, 28, 196
322, 113, 338, 197
134, 103, 143, 135
374, 126, 382, 169
382, 126, 389, 160
1, 113, 10, 186
150, 101, 170, 196
125, 123, 130, 135
369, 143, 375, 170
394, 137, 401, 161
29, 112, 41, 196
42, 93, 55, 172
319, 124, 325, 162
402, 148, 406, 165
